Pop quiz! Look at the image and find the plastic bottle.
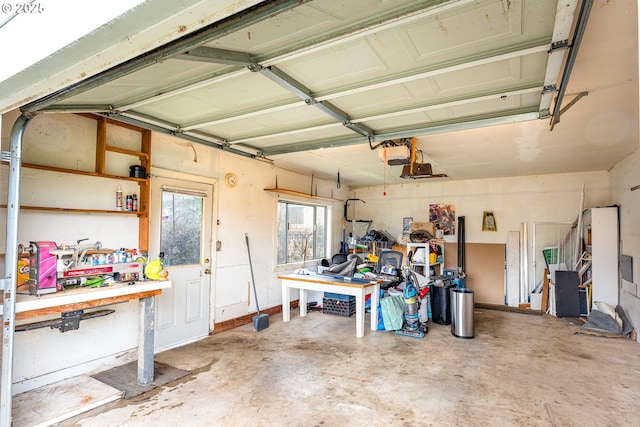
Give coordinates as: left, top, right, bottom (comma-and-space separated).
132, 194, 138, 211
116, 185, 123, 211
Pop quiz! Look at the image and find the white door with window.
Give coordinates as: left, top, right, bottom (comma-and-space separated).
150, 175, 213, 351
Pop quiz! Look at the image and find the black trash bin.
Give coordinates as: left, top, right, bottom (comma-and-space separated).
431, 281, 454, 325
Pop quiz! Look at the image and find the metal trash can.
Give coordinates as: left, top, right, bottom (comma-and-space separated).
450, 288, 474, 338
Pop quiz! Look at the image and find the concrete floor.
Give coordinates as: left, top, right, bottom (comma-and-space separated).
65, 308, 640, 427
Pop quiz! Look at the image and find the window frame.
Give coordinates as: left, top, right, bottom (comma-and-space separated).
276, 199, 330, 266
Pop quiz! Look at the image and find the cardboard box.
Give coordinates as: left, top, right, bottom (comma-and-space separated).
409, 221, 436, 236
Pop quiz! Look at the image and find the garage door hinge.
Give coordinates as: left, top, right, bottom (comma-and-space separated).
549, 39, 569, 52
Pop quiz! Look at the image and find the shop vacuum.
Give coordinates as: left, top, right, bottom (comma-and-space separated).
245, 233, 269, 331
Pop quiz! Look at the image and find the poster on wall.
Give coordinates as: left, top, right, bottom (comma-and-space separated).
403, 217, 413, 235
429, 204, 456, 235
482, 211, 497, 231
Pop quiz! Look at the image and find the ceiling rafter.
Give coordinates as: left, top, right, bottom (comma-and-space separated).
21, 0, 309, 114
26, 0, 462, 116
538, 0, 580, 117
83, 1, 471, 115
37, 1, 534, 118
174, 46, 254, 65
259, 110, 540, 156
351, 85, 543, 124
225, 84, 543, 147
107, 41, 550, 132
550, 0, 594, 130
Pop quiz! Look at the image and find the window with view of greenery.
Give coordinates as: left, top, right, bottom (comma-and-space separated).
277, 201, 327, 264
160, 191, 204, 266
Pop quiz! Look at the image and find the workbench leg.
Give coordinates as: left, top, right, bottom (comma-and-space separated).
370, 284, 380, 331
299, 289, 308, 317
282, 283, 291, 322
355, 291, 365, 338
138, 296, 155, 385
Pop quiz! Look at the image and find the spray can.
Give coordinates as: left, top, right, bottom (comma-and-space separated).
116, 185, 123, 211
126, 195, 133, 211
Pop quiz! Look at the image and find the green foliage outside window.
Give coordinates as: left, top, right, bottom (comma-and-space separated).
161, 192, 203, 266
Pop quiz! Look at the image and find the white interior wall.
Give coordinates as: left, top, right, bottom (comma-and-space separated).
0, 111, 350, 393
611, 152, 640, 343
352, 171, 613, 294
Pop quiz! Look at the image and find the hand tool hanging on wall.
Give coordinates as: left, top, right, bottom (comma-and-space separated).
245, 233, 269, 331
343, 198, 372, 252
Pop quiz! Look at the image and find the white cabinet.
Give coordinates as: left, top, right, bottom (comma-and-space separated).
582, 207, 619, 307
407, 240, 445, 278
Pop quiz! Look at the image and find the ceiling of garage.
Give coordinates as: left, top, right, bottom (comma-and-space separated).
3, 0, 638, 187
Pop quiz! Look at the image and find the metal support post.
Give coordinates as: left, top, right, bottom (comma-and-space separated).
1, 114, 32, 427
137, 296, 155, 385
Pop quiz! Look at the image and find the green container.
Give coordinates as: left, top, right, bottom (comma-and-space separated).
543, 247, 561, 264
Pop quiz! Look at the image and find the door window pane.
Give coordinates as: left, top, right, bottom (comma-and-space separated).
161, 191, 203, 266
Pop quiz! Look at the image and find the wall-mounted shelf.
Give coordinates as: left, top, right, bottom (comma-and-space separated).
2, 205, 147, 216
12, 161, 148, 183
264, 188, 342, 202
3, 113, 152, 250
105, 145, 150, 160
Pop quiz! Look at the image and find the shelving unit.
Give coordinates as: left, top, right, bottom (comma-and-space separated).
407, 240, 445, 278
579, 207, 619, 308
264, 187, 342, 202
3, 114, 151, 250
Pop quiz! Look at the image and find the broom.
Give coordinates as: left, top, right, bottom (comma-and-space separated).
245, 233, 269, 331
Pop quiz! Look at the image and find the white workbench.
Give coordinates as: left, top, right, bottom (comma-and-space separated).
279, 273, 380, 338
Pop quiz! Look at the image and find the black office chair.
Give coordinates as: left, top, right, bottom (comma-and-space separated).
376, 250, 404, 289
377, 250, 403, 272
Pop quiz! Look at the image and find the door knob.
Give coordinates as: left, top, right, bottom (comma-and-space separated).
204, 268, 212, 275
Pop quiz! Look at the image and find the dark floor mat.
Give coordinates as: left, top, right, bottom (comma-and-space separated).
92, 361, 190, 399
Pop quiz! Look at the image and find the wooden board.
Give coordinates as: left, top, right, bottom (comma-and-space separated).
541, 268, 550, 312
445, 243, 505, 304
12, 375, 121, 427
92, 360, 189, 399
506, 231, 520, 306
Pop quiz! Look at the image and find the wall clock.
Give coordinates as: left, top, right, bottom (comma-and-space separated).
224, 172, 238, 188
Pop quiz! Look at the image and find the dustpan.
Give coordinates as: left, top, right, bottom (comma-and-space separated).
253, 312, 269, 331
246, 233, 269, 331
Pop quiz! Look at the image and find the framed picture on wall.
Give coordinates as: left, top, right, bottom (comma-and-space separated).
429, 204, 455, 235
403, 217, 413, 234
